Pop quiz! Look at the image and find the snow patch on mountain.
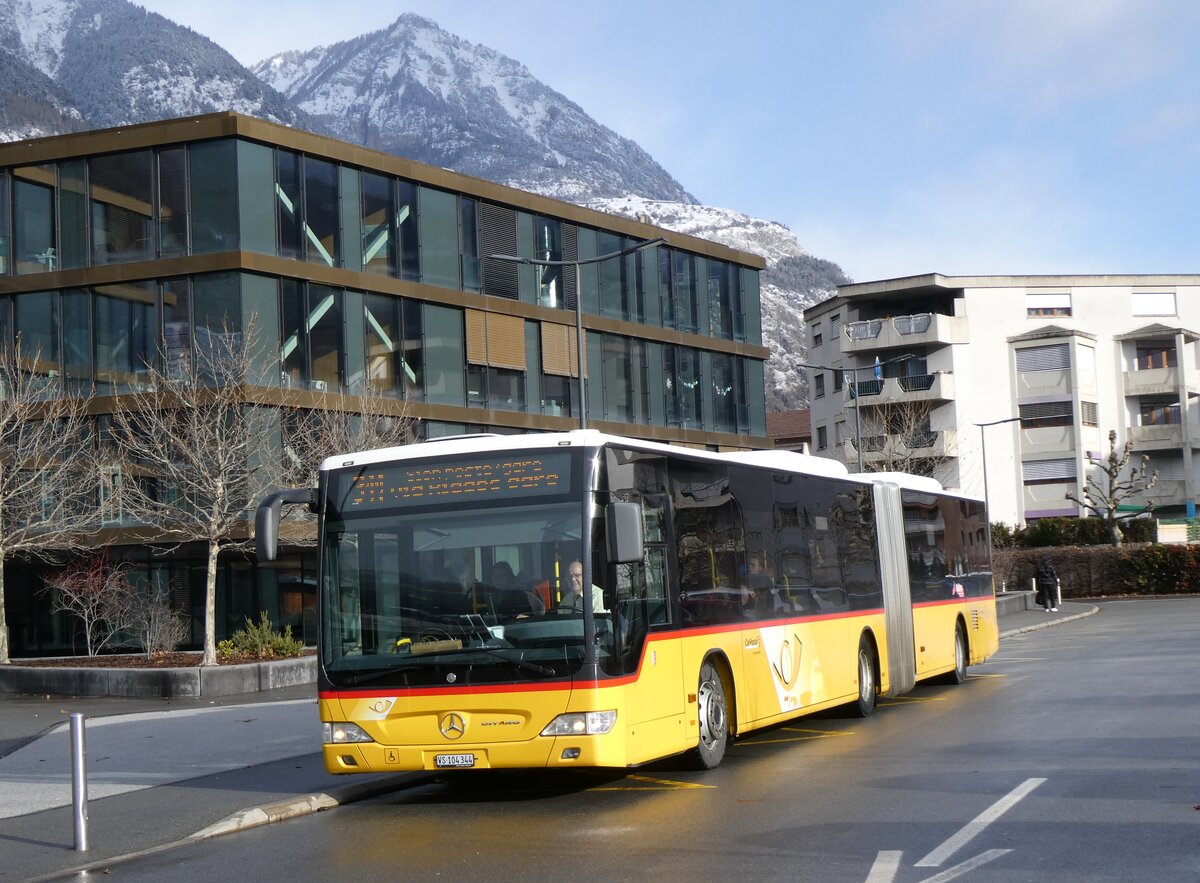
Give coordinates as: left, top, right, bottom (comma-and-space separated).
10, 0, 77, 76
585, 195, 847, 412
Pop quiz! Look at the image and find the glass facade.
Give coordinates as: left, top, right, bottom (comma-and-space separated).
0, 119, 769, 658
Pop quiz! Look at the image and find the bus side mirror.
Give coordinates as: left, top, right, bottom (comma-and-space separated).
606, 501, 644, 564
255, 487, 315, 562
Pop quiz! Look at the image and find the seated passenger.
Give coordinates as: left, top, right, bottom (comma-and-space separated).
488, 561, 545, 616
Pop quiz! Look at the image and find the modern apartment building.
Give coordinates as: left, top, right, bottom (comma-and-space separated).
803, 274, 1200, 527
0, 112, 768, 656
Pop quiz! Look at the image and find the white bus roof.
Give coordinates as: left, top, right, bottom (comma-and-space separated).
324, 430, 905, 484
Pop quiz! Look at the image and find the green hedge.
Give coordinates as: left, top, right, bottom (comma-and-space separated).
994, 544, 1200, 597
991, 516, 1155, 549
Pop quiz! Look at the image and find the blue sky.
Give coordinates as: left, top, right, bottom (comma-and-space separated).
138, 0, 1200, 282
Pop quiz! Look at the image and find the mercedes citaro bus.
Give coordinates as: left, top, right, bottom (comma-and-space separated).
255, 430, 998, 774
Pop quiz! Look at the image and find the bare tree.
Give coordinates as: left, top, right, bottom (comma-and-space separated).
41, 555, 136, 656
127, 587, 190, 658
0, 343, 97, 664
106, 322, 275, 665
1066, 429, 1158, 546
281, 385, 416, 492
272, 385, 416, 544
850, 400, 957, 482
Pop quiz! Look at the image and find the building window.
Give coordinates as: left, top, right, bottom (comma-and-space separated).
814, 372, 825, 398
833, 370, 843, 392
360, 171, 394, 276
1025, 291, 1071, 317
1136, 345, 1176, 369
664, 345, 702, 428
280, 281, 343, 391
812, 327, 823, 348
363, 293, 422, 399
1132, 290, 1176, 316
1081, 401, 1098, 427
1022, 458, 1076, 486
816, 425, 827, 450
12, 165, 56, 274
1019, 401, 1073, 428
1015, 343, 1070, 372
1140, 401, 1181, 426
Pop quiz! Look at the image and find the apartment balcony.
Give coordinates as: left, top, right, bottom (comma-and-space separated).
1016, 367, 1071, 398
842, 312, 968, 355
1127, 422, 1193, 450
1022, 482, 1077, 519
848, 372, 955, 406
1123, 366, 1200, 398
1019, 425, 1076, 455
1141, 478, 1189, 508
859, 428, 958, 463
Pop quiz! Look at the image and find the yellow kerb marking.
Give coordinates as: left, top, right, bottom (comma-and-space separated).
593, 774, 715, 791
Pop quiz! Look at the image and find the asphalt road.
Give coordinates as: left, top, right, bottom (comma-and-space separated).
33, 598, 1200, 882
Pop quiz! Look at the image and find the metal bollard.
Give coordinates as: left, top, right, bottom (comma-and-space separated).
70, 712, 89, 851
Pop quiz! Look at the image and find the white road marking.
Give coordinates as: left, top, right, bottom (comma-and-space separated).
865, 850, 903, 883
915, 778, 1045, 867
918, 849, 1012, 882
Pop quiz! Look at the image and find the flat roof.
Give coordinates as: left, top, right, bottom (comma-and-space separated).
0, 112, 765, 270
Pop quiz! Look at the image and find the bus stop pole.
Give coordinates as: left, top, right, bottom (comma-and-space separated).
69, 712, 89, 851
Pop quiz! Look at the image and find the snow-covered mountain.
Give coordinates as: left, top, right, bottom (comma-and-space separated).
252, 14, 692, 205
0, 5, 845, 411
0, 0, 311, 133
588, 196, 847, 411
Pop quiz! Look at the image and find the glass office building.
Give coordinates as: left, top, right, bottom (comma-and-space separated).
0, 112, 768, 656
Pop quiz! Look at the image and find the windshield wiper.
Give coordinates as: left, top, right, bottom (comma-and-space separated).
337, 646, 555, 682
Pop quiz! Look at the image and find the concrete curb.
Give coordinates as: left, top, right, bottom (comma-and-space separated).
20, 774, 425, 883
190, 773, 422, 839
1000, 604, 1099, 638
0, 655, 316, 698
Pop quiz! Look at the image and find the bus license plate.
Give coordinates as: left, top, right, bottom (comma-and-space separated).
435, 753, 476, 768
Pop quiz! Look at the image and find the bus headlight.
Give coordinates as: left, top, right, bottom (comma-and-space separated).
323, 722, 375, 744
540, 711, 617, 736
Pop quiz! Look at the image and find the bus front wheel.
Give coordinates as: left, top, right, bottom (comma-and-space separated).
854, 636, 877, 717
690, 659, 729, 770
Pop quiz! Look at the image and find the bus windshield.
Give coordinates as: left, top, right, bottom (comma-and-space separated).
321, 498, 610, 687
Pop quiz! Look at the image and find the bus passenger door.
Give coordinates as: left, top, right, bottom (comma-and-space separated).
616, 497, 686, 764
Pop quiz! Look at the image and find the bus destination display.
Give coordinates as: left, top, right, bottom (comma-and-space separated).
345, 453, 570, 509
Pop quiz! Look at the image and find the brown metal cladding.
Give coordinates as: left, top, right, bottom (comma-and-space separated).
0, 112, 766, 270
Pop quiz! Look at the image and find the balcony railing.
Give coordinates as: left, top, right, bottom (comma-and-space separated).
846, 319, 883, 340
843, 312, 967, 353
851, 378, 884, 398
898, 373, 936, 392
893, 313, 933, 334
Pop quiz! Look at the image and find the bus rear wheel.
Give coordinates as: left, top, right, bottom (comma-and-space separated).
946, 623, 968, 684
690, 659, 729, 770
854, 636, 877, 717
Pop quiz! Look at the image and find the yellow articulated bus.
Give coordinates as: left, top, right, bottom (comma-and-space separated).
255, 430, 998, 774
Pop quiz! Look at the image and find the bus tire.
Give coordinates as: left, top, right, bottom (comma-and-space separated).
946, 622, 968, 685
689, 659, 729, 770
854, 635, 877, 717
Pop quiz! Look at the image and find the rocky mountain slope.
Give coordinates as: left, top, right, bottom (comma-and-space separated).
0, 0, 310, 135
252, 14, 692, 205
0, 4, 844, 411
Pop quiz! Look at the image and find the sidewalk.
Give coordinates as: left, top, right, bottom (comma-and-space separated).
998, 599, 1096, 638
0, 601, 1094, 882
0, 684, 415, 882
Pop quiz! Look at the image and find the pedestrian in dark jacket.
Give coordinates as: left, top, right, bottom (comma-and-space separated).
1035, 557, 1058, 612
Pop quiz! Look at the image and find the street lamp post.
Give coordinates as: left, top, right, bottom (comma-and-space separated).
975, 415, 1023, 549
489, 237, 665, 430
800, 353, 915, 472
